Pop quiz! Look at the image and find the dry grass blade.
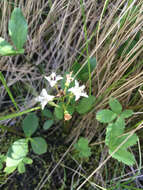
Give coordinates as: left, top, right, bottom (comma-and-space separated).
0, 0, 143, 189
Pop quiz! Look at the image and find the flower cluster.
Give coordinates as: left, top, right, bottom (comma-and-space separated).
35, 72, 88, 120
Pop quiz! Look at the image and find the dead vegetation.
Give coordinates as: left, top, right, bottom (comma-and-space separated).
1, 0, 143, 189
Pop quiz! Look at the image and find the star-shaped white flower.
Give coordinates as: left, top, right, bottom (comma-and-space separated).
68, 80, 88, 101
35, 89, 55, 110
45, 72, 63, 87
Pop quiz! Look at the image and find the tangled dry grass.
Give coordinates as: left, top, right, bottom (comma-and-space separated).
1, 0, 143, 189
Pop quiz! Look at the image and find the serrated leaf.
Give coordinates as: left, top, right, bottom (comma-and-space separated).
109, 148, 135, 166
23, 157, 33, 164
96, 109, 117, 123
4, 166, 17, 174
42, 109, 53, 118
18, 162, 26, 173
109, 98, 122, 114
105, 121, 124, 147
8, 8, 28, 49
22, 113, 39, 137
76, 96, 95, 114
113, 133, 138, 150
72, 57, 97, 82
54, 103, 64, 120
114, 117, 125, 136
105, 119, 124, 147
105, 118, 125, 146
105, 123, 113, 146
105, 117, 125, 147
43, 120, 54, 130
120, 110, 133, 119
74, 137, 91, 158
30, 137, 47, 155
75, 137, 89, 149
79, 148, 91, 158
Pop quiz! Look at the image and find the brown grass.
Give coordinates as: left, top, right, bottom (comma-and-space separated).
1, 0, 143, 189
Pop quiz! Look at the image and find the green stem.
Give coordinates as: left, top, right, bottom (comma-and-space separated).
80, 0, 91, 96
0, 72, 19, 111
0, 106, 41, 121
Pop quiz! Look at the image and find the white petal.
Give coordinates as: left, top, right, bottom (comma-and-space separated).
51, 72, 56, 78
81, 92, 88, 98
46, 94, 55, 101
50, 81, 57, 87
56, 75, 63, 81
35, 89, 55, 109
75, 80, 79, 87
44, 76, 51, 82
75, 94, 80, 101
41, 100, 48, 110
41, 89, 48, 97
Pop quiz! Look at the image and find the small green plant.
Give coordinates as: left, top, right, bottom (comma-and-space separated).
96, 98, 138, 166
4, 113, 47, 174
0, 68, 96, 174
73, 137, 91, 160
0, 8, 27, 56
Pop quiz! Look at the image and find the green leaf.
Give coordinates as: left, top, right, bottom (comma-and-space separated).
105, 119, 125, 147
4, 166, 17, 174
23, 157, 33, 164
43, 120, 54, 130
0, 163, 3, 170
22, 113, 39, 137
109, 148, 135, 166
114, 117, 125, 136
76, 96, 95, 114
109, 98, 122, 114
54, 103, 64, 120
120, 110, 133, 119
74, 137, 91, 158
30, 137, 47, 155
105, 123, 114, 146
113, 134, 138, 150
0, 37, 18, 56
72, 57, 97, 82
7, 139, 28, 161
4, 139, 30, 174
66, 104, 75, 115
42, 109, 53, 118
0, 154, 6, 162
18, 162, 26, 173
6, 139, 28, 167
0, 155, 5, 170
107, 132, 138, 166
8, 8, 28, 49
96, 109, 117, 123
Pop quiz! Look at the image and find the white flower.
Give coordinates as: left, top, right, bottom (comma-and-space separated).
68, 80, 88, 101
35, 89, 55, 110
45, 72, 63, 87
